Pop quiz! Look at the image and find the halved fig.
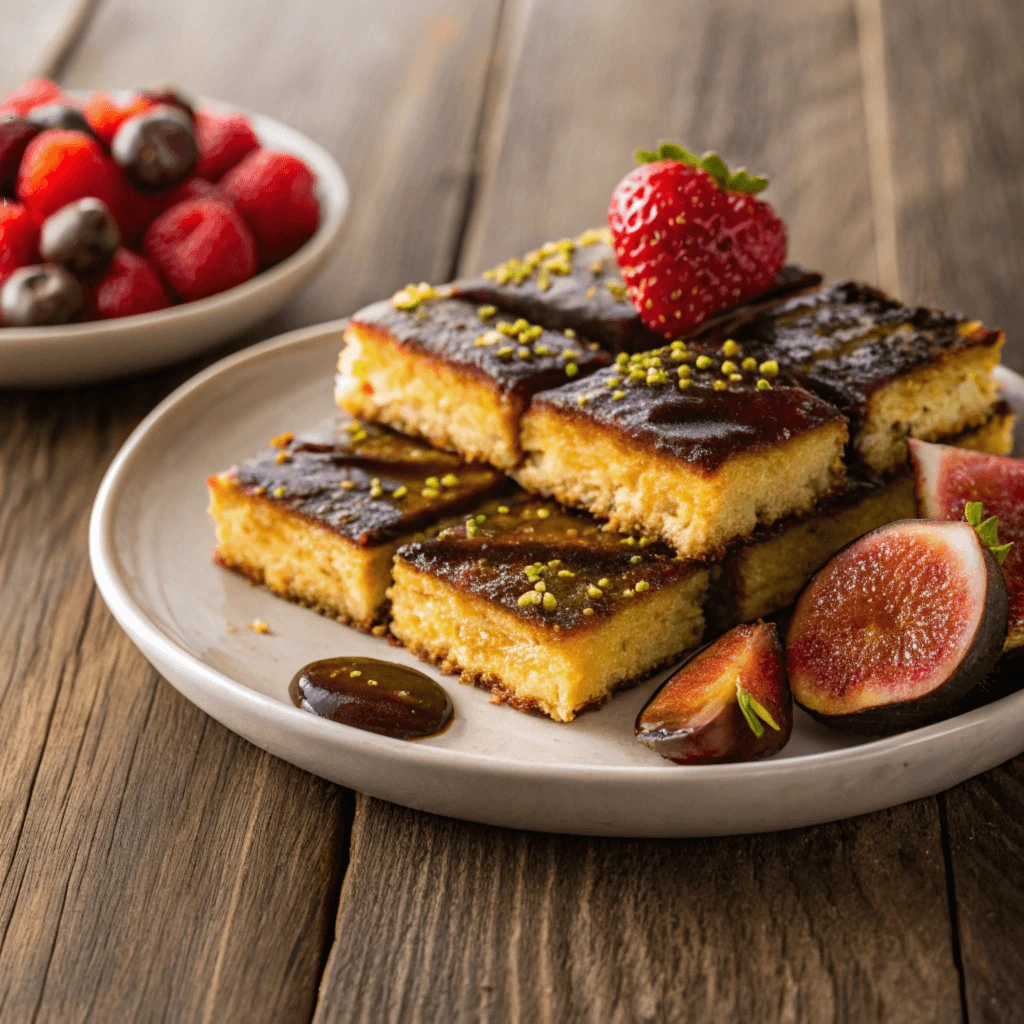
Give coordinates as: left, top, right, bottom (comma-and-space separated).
636, 622, 792, 764
787, 519, 1009, 734
910, 439, 1024, 650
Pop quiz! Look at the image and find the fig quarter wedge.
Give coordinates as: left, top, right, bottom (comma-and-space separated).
787, 519, 1009, 735
636, 622, 792, 764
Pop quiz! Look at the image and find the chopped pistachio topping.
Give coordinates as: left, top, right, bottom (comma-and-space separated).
598, 578, 611, 588
741, 356, 758, 371
391, 282, 437, 310
425, 476, 440, 489
542, 593, 558, 610
497, 505, 510, 514
635, 580, 650, 592
496, 346, 514, 360
606, 280, 628, 301
612, 390, 626, 400
756, 378, 772, 391
548, 559, 562, 569
275, 450, 291, 465
720, 360, 737, 375
721, 339, 740, 357
466, 519, 479, 538
678, 378, 692, 390
518, 592, 537, 607
630, 555, 642, 564
440, 473, 459, 487
536, 508, 551, 519
712, 379, 728, 391
695, 355, 714, 370
422, 486, 440, 498
565, 362, 579, 378
272, 485, 287, 498
622, 589, 635, 598
340, 479, 355, 490
533, 581, 546, 592
478, 305, 497, 319
557, 569, 575, 578
564, 328, 577, 339
577, 395, 589, 407
391, 485, 408, 499
759, 359, 780, 377
587, 585, 604, 599
582, 607, 595, 617
475, 330, 502, 347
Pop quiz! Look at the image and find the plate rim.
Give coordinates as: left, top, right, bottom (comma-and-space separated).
88, 322, 1024, 787
0, 94, 349, 349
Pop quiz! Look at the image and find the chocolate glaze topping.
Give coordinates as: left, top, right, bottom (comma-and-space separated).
694, 281, 1002, 429
531, 343, 846, 474
290, 656, 452, 739
231, 421, 502, 546
397, 493, 699, 632
452, 226, 822, 353
351, 294, 610, 395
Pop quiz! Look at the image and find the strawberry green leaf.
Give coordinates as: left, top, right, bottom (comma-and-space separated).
634, 149, 660, 164
658, 142, 699, 166
698, 152, 729, 185
726, 168, 769, 194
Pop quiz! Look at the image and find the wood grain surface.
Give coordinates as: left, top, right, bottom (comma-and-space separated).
879, 2, 1024, 1020
1, 0, 1022, 1021
0, 0, 500, 1020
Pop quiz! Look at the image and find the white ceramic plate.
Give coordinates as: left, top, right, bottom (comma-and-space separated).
0, 95, 348, 388
89, 325, 1024, 836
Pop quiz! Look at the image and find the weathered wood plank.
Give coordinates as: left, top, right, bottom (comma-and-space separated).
0, 0, 502, 1020
879, 1, 1024, 1019
877, 0, 1024, 372
320, 0, 964, 1019
317, 797, 960, 1024
0, 0, 97, 95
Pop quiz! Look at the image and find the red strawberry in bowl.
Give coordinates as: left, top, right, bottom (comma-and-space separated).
607, 142, 786, 338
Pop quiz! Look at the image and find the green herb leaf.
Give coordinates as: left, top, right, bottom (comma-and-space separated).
964, 501, 1014, 564
698, 151, 729, 185
736, 685, 764, 737
658, 142, 699, 165
634, 149, 660, 164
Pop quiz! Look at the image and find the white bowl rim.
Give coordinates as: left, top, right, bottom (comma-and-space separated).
87, 325, 1024, 787
0, 92, 348, 347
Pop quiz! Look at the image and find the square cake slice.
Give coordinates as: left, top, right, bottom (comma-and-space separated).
515, 345, 848, 560
705, 401, 1016, 633
208, 422, 502, 630
452, 227, 822, 353
693, 281, 1004, 474
388, 493, 707, 722
336, 288, 610, 469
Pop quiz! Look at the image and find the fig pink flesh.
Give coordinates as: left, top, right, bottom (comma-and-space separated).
788, 521, 988, 715
911, 440, 1024, 643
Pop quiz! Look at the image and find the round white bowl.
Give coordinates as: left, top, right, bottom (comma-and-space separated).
0, 95, 348, 388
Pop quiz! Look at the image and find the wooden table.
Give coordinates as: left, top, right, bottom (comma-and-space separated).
2, 1, 1023, 1019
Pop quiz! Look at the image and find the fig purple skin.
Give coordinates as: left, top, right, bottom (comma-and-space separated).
636, 622, 792, 764
787, 519, 1009, 735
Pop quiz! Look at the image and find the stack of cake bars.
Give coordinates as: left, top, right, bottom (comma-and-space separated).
209, 228, 1014, 722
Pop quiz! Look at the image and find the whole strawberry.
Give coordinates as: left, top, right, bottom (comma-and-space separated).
608, 143, 786, 338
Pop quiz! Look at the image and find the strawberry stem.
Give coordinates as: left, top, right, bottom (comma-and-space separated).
634, 143, 769, 194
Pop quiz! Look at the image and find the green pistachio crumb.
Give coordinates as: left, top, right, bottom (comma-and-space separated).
612, 390, 626, 400
582, 607, 594, 616
565, 362, 579, 378
635, 580, 650, 592
391, 485, 408, 499
759, 359, 780, 377
631, 554, 642, 564
587, 585, 603, 598
536, 508, 551, 519
695, 355, 714, 370
598, 578, 611, 588
757, 378, 772, 391
497, 505, 510, 514
741, 356, 758, 371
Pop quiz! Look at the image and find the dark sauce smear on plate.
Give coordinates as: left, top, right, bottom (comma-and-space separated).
289, 657, 453, 740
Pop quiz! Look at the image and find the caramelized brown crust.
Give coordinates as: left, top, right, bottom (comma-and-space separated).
227, 421, 502, 546
345, 296, 611, 398
692, 281, 1003, 470
527, 345, 846, 474
452, 227, 822, 353
395, 493, 696, 633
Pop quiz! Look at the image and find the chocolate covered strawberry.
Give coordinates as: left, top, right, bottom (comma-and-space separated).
607, 143, 786, 338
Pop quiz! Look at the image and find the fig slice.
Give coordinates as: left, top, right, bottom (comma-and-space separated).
787, 519, 1009, 734
636, 622, 792, 764
910, 439, 1024, 650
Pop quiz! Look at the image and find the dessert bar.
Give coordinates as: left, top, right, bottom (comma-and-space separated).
388, 493, 707, 721
452, 227, 822, 353
693, 281, 1004, 473
515, 345, 848, 559
336, 289, 609, 468
706, 402, 1016, 632
208, 421, 502, 630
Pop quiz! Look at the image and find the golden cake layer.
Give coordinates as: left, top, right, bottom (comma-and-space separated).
388, 493, 707, 722
207, 422, 502, 630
